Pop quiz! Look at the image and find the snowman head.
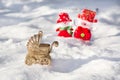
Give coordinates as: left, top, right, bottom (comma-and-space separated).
76, 9, 97, 29
75, 18, 93, 29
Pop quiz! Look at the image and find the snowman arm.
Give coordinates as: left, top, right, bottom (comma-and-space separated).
70, 28, 73, 31
56, 27, 60, 31
78, 14, 81, 18
93, 19, 98, 23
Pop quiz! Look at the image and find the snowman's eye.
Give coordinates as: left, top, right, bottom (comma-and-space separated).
81, 22, 86, 26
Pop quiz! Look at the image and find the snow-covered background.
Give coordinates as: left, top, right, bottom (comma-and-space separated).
0, 0, 120, 80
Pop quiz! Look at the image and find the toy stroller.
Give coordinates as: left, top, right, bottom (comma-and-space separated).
25, 31, 58, 65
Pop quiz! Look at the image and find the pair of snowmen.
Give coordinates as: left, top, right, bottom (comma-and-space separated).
56, 9, 97, 41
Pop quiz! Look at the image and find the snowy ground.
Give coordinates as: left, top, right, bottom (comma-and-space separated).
0, 0, 120, 80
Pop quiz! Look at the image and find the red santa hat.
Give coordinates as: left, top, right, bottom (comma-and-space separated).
78, 9, 97, 23
57, 12, 72, 24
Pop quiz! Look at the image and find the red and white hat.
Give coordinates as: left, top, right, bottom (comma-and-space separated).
78, 9, 97, 23
57, 12, 72, 24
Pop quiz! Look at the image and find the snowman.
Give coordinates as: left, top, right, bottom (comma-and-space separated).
74, 9, 97, 41
56, 12, 73, 37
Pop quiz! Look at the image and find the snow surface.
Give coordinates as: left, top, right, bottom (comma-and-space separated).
0, 0, 120, 80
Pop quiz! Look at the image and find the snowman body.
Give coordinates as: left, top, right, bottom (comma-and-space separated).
56, 12, 73, 37
74, 19, 92, 41
74, 9, 97, 41
56, 23, 73, 37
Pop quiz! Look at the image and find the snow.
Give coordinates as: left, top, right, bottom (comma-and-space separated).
0, 0, 120, 80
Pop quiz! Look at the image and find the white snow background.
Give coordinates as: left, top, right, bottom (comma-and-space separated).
0, 0, 120, 80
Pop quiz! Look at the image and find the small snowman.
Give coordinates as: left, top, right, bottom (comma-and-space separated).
56, 12, 73, 37
74, 9, 97, 41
